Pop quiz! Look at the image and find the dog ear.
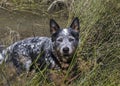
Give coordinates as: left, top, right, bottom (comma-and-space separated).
70, 17, 80, 32
50, 19, 60, 34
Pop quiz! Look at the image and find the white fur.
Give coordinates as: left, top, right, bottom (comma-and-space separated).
25, 60, 32, 71
0, 54, 4, 64
63, 29, 69, 35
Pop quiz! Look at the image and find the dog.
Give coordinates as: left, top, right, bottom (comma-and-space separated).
0, 17, 80, 73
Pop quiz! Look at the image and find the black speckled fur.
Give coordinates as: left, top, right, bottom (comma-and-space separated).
0, 17, 80, 73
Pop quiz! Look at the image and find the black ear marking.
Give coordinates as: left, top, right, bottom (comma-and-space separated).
50, 19, 60, 34
70, 17, 80, 32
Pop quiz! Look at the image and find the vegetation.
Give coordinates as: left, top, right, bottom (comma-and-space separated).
0, 0, 119, 86
70, 0, 120, 85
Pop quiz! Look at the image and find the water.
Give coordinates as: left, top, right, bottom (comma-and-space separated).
0, 8, 68, 40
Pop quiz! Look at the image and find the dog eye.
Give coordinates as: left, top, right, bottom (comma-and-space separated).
69, 38, 74, 42
57, 38, 63, 42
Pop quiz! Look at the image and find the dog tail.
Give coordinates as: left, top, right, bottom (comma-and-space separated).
0, 45, 5, 64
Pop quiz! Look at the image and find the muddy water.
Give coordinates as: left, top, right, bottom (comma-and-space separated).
0, 8, 68, 41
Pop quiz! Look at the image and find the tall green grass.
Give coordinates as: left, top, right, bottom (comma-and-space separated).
68, 0, 120, 86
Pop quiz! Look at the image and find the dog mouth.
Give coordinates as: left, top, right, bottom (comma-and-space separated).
63, 53, 70, 57
59, 55, 73, 63
62, 58, 72, 63
55, 49, 74, 63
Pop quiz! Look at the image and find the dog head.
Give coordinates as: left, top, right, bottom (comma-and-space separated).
50, 17, 80, 63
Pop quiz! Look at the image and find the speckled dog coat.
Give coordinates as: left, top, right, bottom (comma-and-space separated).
0, 17, 80, 73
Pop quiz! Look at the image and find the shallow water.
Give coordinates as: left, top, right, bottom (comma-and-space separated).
0, 8, 68, 40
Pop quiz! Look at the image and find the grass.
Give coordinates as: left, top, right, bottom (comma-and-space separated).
0, 0, 120, 86
69, 0, 120, 86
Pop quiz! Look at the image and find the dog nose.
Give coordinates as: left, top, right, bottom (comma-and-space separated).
63, 47, 69, 53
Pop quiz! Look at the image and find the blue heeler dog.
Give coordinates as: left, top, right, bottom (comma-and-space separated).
0, 17, 80, 73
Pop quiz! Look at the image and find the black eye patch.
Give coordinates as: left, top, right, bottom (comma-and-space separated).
51, 29, 62, 42
69, 29, 79, 40
57, 37, 63, 42
69, 37, 75, 42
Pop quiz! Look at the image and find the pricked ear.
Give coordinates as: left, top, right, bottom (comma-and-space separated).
70, 17, 80, 32
50, 19, 60, 34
